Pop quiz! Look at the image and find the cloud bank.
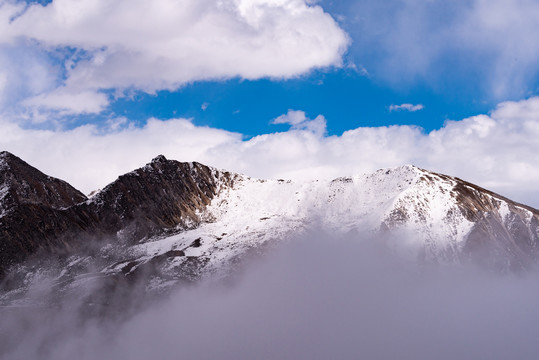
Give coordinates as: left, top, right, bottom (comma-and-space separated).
0, 96, 538, 207
0, 0, 349, 114
3, 234, 539, 359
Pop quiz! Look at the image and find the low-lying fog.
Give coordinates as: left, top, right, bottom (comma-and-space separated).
2, 232, 539, 359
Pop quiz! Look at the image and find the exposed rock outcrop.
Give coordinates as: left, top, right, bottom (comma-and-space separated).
0, 152, 88, 276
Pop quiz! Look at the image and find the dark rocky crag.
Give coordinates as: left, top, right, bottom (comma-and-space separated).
0, 151, 88, 277
0, 151, 233, 278
84, 154, 232, 241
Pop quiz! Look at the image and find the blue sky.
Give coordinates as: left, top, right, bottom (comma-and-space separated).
114, 0, 538, 138
12, 0, 536, 136
110, 71, 488, 137
97, 0, 535, 137
0, 0, 538, 206
3, 0, 538, 135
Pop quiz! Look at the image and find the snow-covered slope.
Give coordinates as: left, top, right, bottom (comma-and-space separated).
121, 164, 538, 292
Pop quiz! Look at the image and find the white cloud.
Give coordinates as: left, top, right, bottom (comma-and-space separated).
0, 0, 348, 115
0, 117, 240, 193
0, 41, 60, 111
388, 103, 424, 112
22, 87, 109, 115
272, 109, 327, 136
272, 110, 309, 126
1, 97, 538, 208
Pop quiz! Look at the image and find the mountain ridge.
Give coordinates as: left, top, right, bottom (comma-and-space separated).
0, 151, 538, 307
0, 152, 234, 278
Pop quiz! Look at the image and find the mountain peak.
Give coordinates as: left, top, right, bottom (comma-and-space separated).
85, 156, 234, 244
0, 151, 87, 210
151, 154, 168, 164
0, 151, 25, 169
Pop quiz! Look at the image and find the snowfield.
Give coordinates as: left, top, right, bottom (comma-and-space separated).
125, 164, 535, 290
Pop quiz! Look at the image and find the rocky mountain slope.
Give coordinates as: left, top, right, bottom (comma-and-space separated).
0, 152, 233, 278
0, 151, 87, 278
0, 151, 538, 307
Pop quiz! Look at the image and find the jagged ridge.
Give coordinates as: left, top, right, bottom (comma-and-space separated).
0, 153, 538, 307
0, 152, 233, 278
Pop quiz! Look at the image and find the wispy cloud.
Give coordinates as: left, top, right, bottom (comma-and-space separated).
345, 0, 539, 99
389, 103, 424, 112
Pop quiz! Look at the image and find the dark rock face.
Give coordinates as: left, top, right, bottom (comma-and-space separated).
0, 152, 88, 276
0, 151, 86, 211
0, 152, 232, 278
86, 155, 229, 240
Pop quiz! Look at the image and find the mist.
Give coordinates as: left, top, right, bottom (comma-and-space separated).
2, 231, 539, 359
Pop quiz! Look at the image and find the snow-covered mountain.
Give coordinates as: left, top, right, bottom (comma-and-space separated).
0, 151, 538, 307
126, 159, 538, 284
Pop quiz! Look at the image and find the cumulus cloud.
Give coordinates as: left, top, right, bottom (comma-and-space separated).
0, 0, 348, 114
0, 118, 241, 193
389, 103, 424, 112
1, 97, 538, 207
